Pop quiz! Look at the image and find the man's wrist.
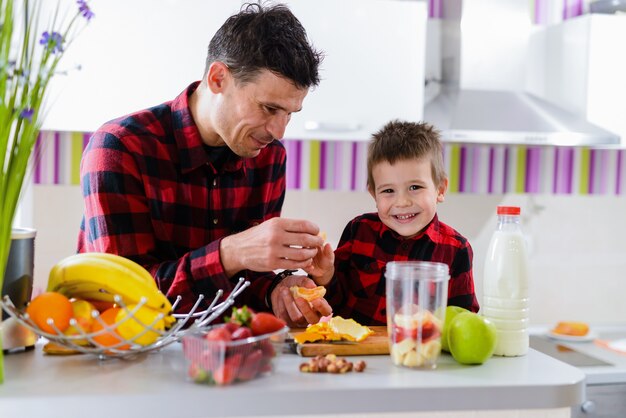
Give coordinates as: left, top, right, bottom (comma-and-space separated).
265, 269, 296, 310
219, 235, 241, 277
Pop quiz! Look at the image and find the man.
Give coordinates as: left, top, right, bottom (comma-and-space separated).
77, 3, 331, 326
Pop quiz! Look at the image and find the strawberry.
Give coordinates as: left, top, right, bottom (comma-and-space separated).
198, 350, 220, 372
213, 353, 242, 386
250, 312, 286, 336
205, 327, 232, 342
231, 326, 253, 341
237, 349, 263, 381
225, 306, 254, 327
393, 322, 439, 343
259, 339, 276, 358
223, 322, 240, 334
188, 363, 210, 383
420, 321, 440, 342
392, 325, 417, 343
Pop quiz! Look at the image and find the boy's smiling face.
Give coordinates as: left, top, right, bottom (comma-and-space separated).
369, 157, 447, 239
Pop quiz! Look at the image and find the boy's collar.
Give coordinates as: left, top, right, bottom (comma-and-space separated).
378, 213, 440, 241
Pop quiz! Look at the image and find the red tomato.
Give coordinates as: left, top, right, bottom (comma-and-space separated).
250, 312, 286, 336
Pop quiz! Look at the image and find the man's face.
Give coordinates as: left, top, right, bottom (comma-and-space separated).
369, 158, 447, 239
210, 68, 308, 158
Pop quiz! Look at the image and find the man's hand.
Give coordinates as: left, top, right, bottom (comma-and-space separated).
220, 218, 324, 277
303, 242, 335, 286
271, 274, 332, 327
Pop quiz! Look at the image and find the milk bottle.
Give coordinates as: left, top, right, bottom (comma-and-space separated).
482, 206, 529, 356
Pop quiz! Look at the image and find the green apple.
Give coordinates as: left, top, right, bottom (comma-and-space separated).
441, 305, 469, 352
447, 312, 497, 365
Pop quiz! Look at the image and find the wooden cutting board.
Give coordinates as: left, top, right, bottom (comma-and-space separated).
290, 326, 389, 357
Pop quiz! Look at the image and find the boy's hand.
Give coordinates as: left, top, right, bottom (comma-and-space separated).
303, 242, 335, 286
270, 274, 332, 327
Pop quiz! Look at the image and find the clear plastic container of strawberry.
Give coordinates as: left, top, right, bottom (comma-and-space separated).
182, 306, 288, 386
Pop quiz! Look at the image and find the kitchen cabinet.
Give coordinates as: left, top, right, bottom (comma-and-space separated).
42, 0, 427, 142
526, 14, 626, 145
530, 326, 626, 418
573, 384, 626, 418
41, 0, 240, 133
282, 0, 427, 141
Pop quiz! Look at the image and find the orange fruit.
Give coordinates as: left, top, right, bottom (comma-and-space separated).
26, 292, 73, 334
552, 321, 589, 337
90, 307, 130, 350
290, 285, 326, 302
64, 299, 97, 346
85, 299, 117, 313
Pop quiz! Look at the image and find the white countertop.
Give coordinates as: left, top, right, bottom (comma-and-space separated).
0, 340, 584, 418
531, 325, 626, 385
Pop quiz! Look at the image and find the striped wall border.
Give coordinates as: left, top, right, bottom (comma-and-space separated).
428, 0, 443, 19
532, 0, 584, 25
428, 1, 585, 24
32, 132, 626, 196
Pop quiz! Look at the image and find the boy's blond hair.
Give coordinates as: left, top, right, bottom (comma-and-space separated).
367, 120, 447, 190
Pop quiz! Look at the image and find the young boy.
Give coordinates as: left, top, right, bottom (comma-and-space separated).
306, 120, 479, 325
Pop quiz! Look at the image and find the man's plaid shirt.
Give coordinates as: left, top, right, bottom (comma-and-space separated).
77, 82, 285, 313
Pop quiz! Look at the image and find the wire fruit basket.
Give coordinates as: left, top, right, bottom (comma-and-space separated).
0, 278, 249, 359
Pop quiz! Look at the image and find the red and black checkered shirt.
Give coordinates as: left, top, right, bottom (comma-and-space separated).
77, 82, 285, 313
326, 213, 479, 325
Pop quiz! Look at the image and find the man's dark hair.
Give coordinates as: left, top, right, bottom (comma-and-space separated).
367, 120, 447, 190
205, 3, 323, 89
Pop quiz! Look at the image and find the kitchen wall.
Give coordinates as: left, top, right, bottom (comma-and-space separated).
31, 183, 626, 326
25, 0, 626, 328
294, 190, 626, 326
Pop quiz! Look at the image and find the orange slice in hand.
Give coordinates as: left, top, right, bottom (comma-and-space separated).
290, 286, 326, 302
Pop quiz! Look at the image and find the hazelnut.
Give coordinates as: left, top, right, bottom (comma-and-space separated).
327, 363, 339, 373
354, 360, 366, 372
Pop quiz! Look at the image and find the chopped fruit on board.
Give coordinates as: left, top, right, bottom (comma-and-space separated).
294, 316, 373, 344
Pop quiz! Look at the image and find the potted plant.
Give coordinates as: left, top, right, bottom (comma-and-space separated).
0, 0, 94, 383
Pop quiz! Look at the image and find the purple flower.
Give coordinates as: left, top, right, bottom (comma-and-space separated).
77, 0, 95, 21
39, 31, 64, 54
20, 108, 34, 122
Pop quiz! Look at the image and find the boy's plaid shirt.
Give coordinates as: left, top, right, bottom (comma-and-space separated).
326, 213, 480, 325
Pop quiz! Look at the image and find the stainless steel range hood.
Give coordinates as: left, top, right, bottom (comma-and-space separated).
424, 0, 620, 146
425, 87, 619, 145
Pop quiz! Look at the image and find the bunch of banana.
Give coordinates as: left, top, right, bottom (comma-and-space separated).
115, 304, 168, 346
47, 252, 176, 344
